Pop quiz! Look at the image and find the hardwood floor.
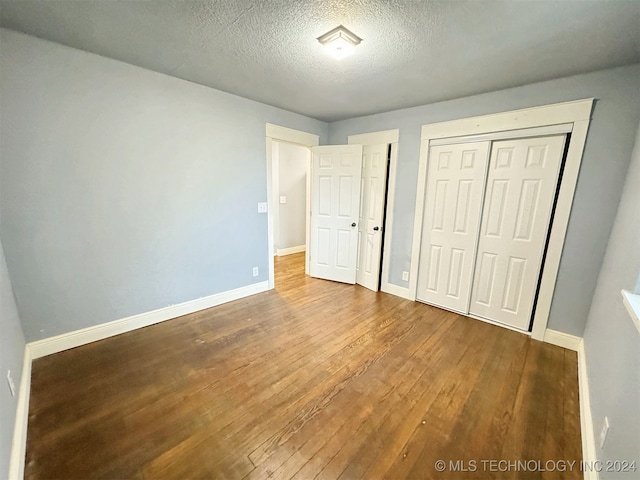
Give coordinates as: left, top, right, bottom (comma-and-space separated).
25, 252, 581, 479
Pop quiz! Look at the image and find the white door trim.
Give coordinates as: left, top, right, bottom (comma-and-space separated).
419, 100, 592, 139
266, 124, 319, 289
348, 129, 400, 146
409, 99, 594, 340
348, 129, 400, 295
428, 122, 573, 146
266, 124, 320, 147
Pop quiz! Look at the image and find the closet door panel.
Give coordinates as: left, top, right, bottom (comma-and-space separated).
469, 135, 566, 330
416, 142, 490, 313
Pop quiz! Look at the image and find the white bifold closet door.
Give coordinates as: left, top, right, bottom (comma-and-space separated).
469, 135, 566, 330
416, 142, 491, 313
417, 134, 566, 331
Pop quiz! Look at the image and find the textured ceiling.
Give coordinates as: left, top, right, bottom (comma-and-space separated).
1, 0, 639, 122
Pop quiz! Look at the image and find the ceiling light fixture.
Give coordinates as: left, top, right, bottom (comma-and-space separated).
317, 25, 362, 60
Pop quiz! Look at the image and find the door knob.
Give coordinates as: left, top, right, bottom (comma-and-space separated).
373, 226, 379, 231
351, 222, 357, 227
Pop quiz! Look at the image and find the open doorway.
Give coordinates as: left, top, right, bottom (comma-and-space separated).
271, 140, 310, 281
266, 124, 319, 289
266, 124, 399, 293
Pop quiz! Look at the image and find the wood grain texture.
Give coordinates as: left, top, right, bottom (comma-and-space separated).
25, 253, 581, 479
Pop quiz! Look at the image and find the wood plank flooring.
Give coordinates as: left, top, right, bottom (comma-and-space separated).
25, 253, 581, 479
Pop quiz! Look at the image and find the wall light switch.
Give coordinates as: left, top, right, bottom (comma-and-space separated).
279, 196, 287, 204
257, 202, 268, 213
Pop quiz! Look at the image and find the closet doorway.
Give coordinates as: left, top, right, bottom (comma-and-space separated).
416, 134, 567, 331
408, 100, 594, 340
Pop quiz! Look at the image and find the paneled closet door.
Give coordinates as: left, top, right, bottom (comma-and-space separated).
469, 135, 566, 330
416, 141, 491, 313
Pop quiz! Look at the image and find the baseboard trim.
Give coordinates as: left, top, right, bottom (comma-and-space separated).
381, 282, 414, 301
276, 245, 306, 256
8, 345, 32, 480
7, 282, 599, 479
543, 329, 582, 351
578, 340, 598, 480
29, 281, 270, 359
8, 280, 270, 477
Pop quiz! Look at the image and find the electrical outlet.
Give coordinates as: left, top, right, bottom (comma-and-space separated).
252, 266, 259, 277
7, 370, 16, 397
257, 202, 268, 213
599, 416, 610, 449
279, 196, 287, 204
402, 271, 409, 282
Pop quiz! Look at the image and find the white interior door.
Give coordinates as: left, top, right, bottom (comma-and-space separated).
416, 142, 491, 313
469, 135, 566, 330
309, 145, 363, 284
356, 144, 388, 291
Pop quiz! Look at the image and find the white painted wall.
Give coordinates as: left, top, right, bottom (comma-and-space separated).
276, 142, 308, 252
0, 29, 328, 341
0, 241, 26, 478
582, 122, 640, 477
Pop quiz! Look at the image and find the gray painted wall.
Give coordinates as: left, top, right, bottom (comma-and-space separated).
0, 241, 26, 478
582, 123, 640, 478
0, 30, 328, 341
329, 64, 640, 337
277, 142, 308, 251
2, 24, 638, 480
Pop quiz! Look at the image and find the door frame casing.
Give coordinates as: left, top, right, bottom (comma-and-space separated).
347, 129, 400, 293
266, 124, 319, 289
408, 99, 594, 340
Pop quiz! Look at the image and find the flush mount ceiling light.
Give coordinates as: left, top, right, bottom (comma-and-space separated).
317, 25, 362, 60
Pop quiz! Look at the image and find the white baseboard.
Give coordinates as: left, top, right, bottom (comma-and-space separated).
578, 339, 598, 480
276, 245, 306, 256
29, 281, 270, 359
545, 333, 598, 479
543, 328, 582, 351
8, 280, 270, 477
7, 283, 598, 480
380, 282, 414, 301
8, 345, 32, 480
